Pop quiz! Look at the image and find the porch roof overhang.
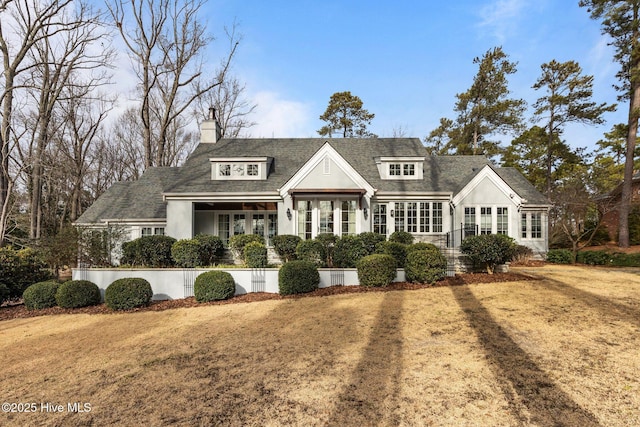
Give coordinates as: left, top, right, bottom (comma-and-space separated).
162, 192, 281, 202
287, 188, 367, 208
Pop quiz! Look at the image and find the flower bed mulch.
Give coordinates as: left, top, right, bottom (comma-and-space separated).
0, 272, 537, 322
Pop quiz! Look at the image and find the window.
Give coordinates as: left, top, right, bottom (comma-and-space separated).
420, 202, 430, 233
268, 214, 278, 246
319, 201, 334, 234
480, 207, 492, 235
432, 202, 443, 232
247, 164, 259, 176
464, 207, 476, 236
154, 227, 165, 236
298, 200, 313, 240
497, 207, 508, 235
252, 214, 265, 236
406, 202, 418, 232
233, 214, 246, 235
141, 227, 152, 236
389, 164, 401, 176
403, 164, 415, 176
219, 164, 231, 176
394, 202, 405, 231
373, 203, 387, 235
532, 213, 542, 238
341, 200, 357, 236
218, 214, 230, 245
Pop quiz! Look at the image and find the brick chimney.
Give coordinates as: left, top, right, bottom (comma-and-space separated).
201, 107, 222, 143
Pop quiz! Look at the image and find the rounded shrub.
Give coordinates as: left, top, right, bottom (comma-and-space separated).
333, 235, 368, 268
460, 234, 515, 273
172, 239, 203, 267
272, 235, 301, 263
359, 232, 386, 256
193, 234, 225, 266
356, 254, 396, 287
375, 241, 408, 268
278, 260, 320, 296
576, 250, 611, 266
405, 249, 448, 284
406, 242, 439, 255
194, 271, 236, 302
296, 239, 325, 267
121, 235, 176, 267
315, 233, 338, 267
546, 249, 573, 264
23, 281, 60, 310
244, 241, 268, 268
0, 283, 9, 305
55, 280, 101, 308
229, 234, 265, 262
105, 278, 153, 310
0, 247, 53, 300
389, 230, 414, 245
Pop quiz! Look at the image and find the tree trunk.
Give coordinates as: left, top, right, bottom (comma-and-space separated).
618, 85, 639, 248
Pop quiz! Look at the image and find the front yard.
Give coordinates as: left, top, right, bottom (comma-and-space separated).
1, 265, 639, 426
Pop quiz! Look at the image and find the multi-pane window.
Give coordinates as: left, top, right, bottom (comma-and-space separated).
218, 214, 230, 245
219, 164, 231, 176
341, 200, 357, 236
464, 207, 476, 235
392, 202, 444, 234
497, 207, 508, 235
233, 214, 246, 235
403, 164, 415, 176
267, 214, 278, 246
394, 202, 405, 232
154, 227, 165, 236
480, 207, 492, 235
406, 202, 418, 232
247, 164, 259, 176
141, 227, 152, 236
432, 203, 443, 232
252, 214, 265, 236
373, 203, 387, 235
297, 200, 313, 240
531, 213, 542, 238
420, 202, 430, 233
389, 164, 401, 176
319, 201, 334, 234
521, 213, 527, 238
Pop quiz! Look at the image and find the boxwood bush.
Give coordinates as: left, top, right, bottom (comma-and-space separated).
193, 234, 224, 266
460, 234, 515, 273
244, 241, 268, 268
0, 283, 9, 306
389, 230, 414, 245
105, 278, 153, 310
0, 247, 53, 300
23, 281, 60, 310
229, 234, 264, 262
55, 280, 101, 308
171, 239, 202, 267
121, 235, 176, 267
610, 252, 640, 267
375, 241, 408, 268
359, 232, 386, 256
576, 250, 612, 266
295, 239, 325, 267
278, 260, 319, 296
315, 233, 338, 267
333, 235, 368, 268
356, 254, 396, 287
406, 242, 439, 255
405, 249, 447, 284
546, 249, 573, 264
194, 271, 236, 302
272, 235, 301, 263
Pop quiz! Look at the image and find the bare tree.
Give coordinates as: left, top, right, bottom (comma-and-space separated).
107, 0, 238, 168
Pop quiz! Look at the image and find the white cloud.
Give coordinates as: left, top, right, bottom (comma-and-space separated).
247, 91, 314, 138
477, 0, 528, 43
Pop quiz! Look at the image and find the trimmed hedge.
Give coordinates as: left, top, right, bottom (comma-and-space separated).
121, 235, 176, 267
375, 241, 408, 268
272, 235, 301, 263
576, 250, 611, 266
315, 233, 338, 267
23, 281, 60, 310
389, 230, 414, 245
406, 242, 439, 255
105, 278, 153, 310
278, 260, 319, 296
55, 280, 101, 308
358, 232, 386, 256
546, 249, 573, 264
296, 239, 325, 267
171, 239, 202, 267
229, 234, 264, 262
405, 249, 447, 284
0, 247, 53, 300
244, 241, 268, 268
193, 234, 224, 266
460, 234, 515, 273
194, 271, 236, 302
356, 254, 396, 287
333, 235, 368, 268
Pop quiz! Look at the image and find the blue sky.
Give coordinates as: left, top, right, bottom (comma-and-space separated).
204, 0, 624, 152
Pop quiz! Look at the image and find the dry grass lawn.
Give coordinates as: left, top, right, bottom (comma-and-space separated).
1, 265, 639, 426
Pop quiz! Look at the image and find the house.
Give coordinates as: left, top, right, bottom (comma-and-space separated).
75, 111, 551, 262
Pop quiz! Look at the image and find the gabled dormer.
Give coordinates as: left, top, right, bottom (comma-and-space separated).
375, 156, 425, 180
209, 157, 273, 180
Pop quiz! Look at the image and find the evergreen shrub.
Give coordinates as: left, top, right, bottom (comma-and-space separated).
389, 230, 414, 245
105, 278, 153, 310
375, 241, 408, 268
23, 281, 60, 310
278, 260, 319, 296
356, 254, 396, 287
405, 249, 447, 284
0, 247, 53, 300
171, 239, 202, 267
546, 249, 573, 264
576, 250, 611, 266
244, 241, 268, 268
193, 234, 224, 265
333, 235, 367, 268
194, 271, 236, 302
272, 235, 301, 263
229, 234, 264, 262
121, 236, 176, 267
359, 232, 386, 256
55, 280, 101, 308
296, 239, 325, 267
460, 234, 515, 273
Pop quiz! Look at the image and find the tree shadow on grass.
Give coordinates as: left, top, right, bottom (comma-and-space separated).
325, 290, 405, 427
450, 284, 601, 426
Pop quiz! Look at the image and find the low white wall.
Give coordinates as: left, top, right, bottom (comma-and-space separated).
72, 267, 407, 300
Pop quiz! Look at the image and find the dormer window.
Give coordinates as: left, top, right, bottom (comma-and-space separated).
403, 164, 415, 176
210, 157, 272, 180
247, 164, 259, 176
389, 164, 401, 176
219, 164, 231, 176
376, 156, 424, 180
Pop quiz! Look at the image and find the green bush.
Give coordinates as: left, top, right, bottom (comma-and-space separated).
296, 239, 325, 267
356, 254, 397, 287
0, 283, 9, 305
630, 205, 640, 245
460, 234, 516, 273
546, 249, 573, 264
229, 234, 264, 262
194, 271, 236, 302
23, 281, 60, 310
105, 278, 153, 310
193, 234, 225, 265
278, 260, 320, 296
389, 230, 414, 245
244, 241, 268, 268
576, 250, 612, 266
406, 242, 440, 255
405, 249, 448, 284
333, 235, 368, 268
0, 247, 53, 300
359, 232, 386, 256
315, 233, 338, 267
610, 252, 640, 267
375, 241, 408, 268
272, 235, 301, 263
55, 280, 101, 309
121, 236, 176, 267
171, 239, 202, 267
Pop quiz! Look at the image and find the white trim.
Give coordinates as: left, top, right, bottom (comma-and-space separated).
452, 165, 523, 206
163, 192, 280, 201
209, 157, 269, 162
